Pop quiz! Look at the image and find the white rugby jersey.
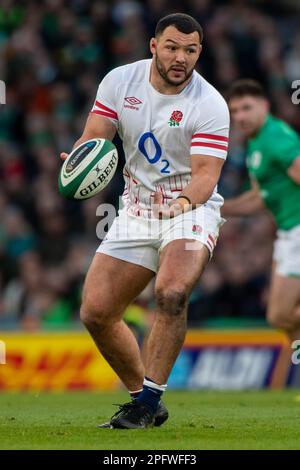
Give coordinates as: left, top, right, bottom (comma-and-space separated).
91, 59, 229, 218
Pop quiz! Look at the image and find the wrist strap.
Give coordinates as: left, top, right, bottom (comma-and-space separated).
177, 195, 192, 205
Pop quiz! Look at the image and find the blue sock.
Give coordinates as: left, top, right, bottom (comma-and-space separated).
137, 376, 167, 413
129, 389, 143, 400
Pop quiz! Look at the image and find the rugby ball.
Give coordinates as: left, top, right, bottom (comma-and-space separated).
58, 138, 118, 200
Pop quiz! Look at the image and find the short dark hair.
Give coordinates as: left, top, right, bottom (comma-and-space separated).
227, 79, 267, 100
155, 13, 203, 43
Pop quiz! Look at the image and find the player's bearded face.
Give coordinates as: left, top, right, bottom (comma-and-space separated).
155, 53, 194, 87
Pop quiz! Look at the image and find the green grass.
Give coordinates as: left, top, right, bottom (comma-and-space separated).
0, 390, 300, 450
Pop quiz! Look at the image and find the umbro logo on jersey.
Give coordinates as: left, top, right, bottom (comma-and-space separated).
124, 96, 142, 110
125, 97, 142, 105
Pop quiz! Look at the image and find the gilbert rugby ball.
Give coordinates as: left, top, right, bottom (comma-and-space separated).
58, 138, 118, 200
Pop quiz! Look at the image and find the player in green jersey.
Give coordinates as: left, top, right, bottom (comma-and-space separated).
223, 79, 300, 342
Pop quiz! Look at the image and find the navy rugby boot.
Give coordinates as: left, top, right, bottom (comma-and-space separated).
97, 399, 168, 429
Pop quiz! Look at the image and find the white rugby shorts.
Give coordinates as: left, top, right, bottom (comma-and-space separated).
273, 225, 300, 277
97, 204, 225, 273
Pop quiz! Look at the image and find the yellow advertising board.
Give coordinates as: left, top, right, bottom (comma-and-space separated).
0, 329, 294, 391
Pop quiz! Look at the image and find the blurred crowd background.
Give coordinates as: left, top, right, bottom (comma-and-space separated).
0, 0, 299, 331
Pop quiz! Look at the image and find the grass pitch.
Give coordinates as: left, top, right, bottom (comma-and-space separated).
0, 390, 300, 450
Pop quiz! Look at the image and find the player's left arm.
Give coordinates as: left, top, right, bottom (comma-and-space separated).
177, 154, 225, 208
175, 93, 229, 211
153, 93, 229, 218
287, 156, 300, 184
153, 155, 224, 218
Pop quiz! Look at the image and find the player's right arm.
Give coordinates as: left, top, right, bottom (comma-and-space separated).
60, 114, 116, 160
222, 179, 265, 217
60, 68, 120, 161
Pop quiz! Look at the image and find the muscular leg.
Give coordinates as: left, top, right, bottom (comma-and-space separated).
80, 253, 154, 390
144, 240, 210, 384
267, 263, 300, 342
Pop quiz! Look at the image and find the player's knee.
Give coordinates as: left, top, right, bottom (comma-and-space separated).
155, 285, 188, 316
80, 303, 104, 329
80, 291, 110, 329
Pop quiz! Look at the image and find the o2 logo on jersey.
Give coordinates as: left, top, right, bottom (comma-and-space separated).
138, 132, 170, 174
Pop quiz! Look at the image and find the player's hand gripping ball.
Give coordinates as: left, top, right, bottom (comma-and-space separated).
58, 138, 118, 200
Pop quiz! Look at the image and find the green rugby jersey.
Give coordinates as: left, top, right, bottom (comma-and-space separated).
247, 114, 300, 230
